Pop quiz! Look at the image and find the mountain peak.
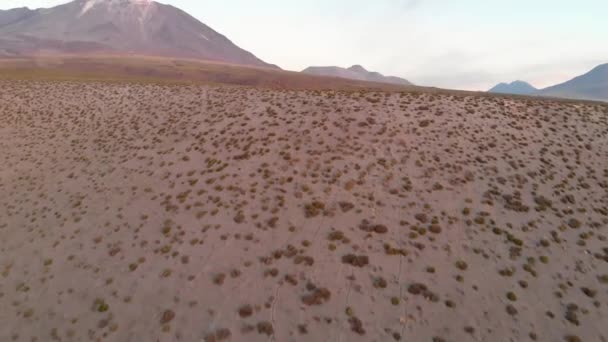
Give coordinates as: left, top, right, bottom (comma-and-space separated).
0, 0, 276, 68
348, 64, 367, 73
79, 0, 154, 15
79, 0, 153, 4
488, 80, 537, 95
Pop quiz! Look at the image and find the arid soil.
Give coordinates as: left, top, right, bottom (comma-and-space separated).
0, 56, 416, 92
1, 80, 607, 342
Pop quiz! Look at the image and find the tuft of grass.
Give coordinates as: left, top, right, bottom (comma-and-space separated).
304, 201, 325, 218
257, 321, 274, 335
342, 254, 369, 267
93, 299, 109, 313
302, 285, 331, 306
506, 304, 518, 316
238, 304, 253, 318
455, 260, 468, 271
160, 309, 175, 324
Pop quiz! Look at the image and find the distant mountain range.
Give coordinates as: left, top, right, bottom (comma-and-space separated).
302, 65, 412, 86
0, 1, 605, 97
489, 63, 608, 101
0, 0, 277, 68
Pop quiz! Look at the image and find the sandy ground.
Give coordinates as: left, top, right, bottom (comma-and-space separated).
0, 80, 607, 342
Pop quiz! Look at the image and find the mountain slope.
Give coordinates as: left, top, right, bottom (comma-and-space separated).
0, 0, 276, 68
0, 7, 37, 28
302, 64, 412, 86
537, 63, 608, 101
488, 80, 537, 95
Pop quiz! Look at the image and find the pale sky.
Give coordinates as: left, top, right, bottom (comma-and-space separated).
2, 0, 607, 90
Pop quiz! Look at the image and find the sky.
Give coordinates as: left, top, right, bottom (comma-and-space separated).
2, 0, 608, 90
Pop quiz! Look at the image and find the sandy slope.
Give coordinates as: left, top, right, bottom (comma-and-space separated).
0, 80, 607, 342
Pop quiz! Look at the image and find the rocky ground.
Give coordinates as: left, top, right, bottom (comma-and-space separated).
0, 80, 607, 342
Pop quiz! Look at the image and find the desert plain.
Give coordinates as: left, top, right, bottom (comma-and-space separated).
1, 77, 607, 342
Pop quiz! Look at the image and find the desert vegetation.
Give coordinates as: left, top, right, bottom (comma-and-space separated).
0, 79, 606, 341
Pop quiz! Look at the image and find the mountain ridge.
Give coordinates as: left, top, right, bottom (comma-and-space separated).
488, 63, 608, 101
537, 63, 608, 101
302, 64, 412, 86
